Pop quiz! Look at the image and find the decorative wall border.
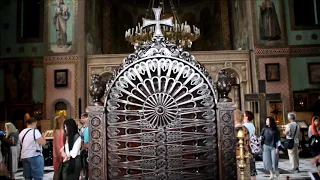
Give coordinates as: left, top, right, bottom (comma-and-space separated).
254, 47, 320, 56
0, 57, 44, 67
286, 58, 293, 113
220, 0, 231, 50
43, 55, 78, 118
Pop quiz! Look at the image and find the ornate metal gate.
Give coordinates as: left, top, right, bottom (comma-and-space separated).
87, 9, 237, 180
101, 34, 220, 179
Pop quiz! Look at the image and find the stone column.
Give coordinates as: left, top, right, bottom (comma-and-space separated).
216, 70, 237, 180
217, 102, 236, 180
86, 106, 107, 180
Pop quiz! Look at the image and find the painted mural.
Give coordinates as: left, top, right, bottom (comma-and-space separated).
47, 0, 75, 53
85, 0, 102, 55
254, 0, 286, 46
4, 62, 32, 101
231, 0, 249, 50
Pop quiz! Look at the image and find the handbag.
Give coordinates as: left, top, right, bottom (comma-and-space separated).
283, 123, 298, 150
310, 135, 320, 150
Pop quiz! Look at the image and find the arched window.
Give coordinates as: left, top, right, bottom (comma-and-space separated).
55, 101, 67, 118
225, 68, 241, 110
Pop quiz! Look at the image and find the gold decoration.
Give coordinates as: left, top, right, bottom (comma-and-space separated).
236, 129, 250, 180
55, 110, 67, 118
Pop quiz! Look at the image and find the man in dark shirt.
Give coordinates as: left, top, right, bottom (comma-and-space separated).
311, 93, 320, 117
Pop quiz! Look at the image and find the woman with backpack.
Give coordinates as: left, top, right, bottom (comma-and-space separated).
60, 119, 82, 180
308, 116, 320, 174
259, 116, 281, 179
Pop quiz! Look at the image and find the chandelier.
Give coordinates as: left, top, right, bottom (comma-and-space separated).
125, 0, 200, 48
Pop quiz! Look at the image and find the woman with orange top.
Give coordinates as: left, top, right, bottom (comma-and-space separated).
308, 116, 320, 172
53, 115, 65, 180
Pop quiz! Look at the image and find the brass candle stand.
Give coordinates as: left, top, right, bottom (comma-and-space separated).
236, 129, 250, 180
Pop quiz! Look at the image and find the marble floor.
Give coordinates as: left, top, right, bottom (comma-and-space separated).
12, 158, 317, 180
256, 158, 317, 180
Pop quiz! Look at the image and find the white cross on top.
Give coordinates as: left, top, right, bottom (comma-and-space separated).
142, 8, 173, 37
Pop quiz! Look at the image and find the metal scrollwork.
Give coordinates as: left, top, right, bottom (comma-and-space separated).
103, 32, 219, 179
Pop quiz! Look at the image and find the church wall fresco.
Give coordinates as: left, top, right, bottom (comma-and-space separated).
44, 55, 78, 119
229, 0, 249, 50
285, 0, 320, 46
44, 0, 78, 55
252, 0, 287, 48
258, 57, 291, 121
0, 57, 44, 103
85, 0, 102, 55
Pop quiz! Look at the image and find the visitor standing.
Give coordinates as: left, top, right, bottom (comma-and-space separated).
308, 116, 320, 175
60, 119, 82, 180
243, 111, 258, 180
80, 113, 89, 180
19, 117, 47, 180
53, 115, 65, 180
4, 123, 19, 180
260, 117, 281, 179
283, 112, 300, 172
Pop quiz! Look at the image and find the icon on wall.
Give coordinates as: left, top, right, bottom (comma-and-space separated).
265, 63, 280, 81
308, 63, 320, 84
54, 69, 68, 88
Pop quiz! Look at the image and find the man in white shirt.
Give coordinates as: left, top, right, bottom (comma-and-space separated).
19, 117, 46, 180
283, 112, 300, 173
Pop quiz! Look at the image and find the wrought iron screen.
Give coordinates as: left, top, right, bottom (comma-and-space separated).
104, 37, 219, 179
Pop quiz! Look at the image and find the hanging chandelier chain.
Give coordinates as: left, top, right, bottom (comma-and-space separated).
168, 0, 180, 23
